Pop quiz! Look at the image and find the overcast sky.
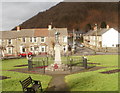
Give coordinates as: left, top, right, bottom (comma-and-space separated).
0, 0, 119, 31
1, 2, 62, 31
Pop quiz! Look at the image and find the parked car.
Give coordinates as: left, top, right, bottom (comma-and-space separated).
78, 44, 85, 47
18, 52, 33, 57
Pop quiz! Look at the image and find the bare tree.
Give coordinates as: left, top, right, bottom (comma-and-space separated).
0, 46, 6, 57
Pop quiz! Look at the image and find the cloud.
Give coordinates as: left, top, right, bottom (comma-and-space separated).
0, 2, 2, 31
63, 0, 119, 2
1, 0, 63, 2
1, 2, 59, 31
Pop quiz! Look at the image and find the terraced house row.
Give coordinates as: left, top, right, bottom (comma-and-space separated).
0, 26, 68, 57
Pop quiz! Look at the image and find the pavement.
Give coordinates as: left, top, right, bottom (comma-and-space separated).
73, 46, 119, 56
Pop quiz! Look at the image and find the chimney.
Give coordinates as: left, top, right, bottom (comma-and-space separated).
93, 24, 98, 31
17, 26, 20, 31
93, 26, 97, 31
106, 25, 109, 29
48, 25, 52, 30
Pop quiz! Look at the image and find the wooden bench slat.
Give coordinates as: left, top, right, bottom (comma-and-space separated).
21, 81, 32, 87
20, 76, 42, 93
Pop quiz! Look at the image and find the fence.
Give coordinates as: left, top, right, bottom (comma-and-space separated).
28, 56, 95, 73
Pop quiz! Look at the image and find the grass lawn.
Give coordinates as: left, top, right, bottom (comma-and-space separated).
1, 58, 52, 91
65, 55, 119, 91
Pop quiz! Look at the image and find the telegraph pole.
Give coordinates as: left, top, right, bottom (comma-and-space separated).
72, 29, 75, 54
95, 24, 98, 51
73, 29, 75, 48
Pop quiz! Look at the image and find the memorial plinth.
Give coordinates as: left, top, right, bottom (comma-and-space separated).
54, 44, 61, 64
46, 31, 68, 71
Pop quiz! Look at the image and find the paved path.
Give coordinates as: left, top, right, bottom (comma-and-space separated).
46, 74, 69, 92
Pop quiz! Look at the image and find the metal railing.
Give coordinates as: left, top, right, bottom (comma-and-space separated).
28, 56, 95, 73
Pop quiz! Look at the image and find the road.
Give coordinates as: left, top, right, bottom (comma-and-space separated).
73, 46, 118, 56
73, 46, 95, 56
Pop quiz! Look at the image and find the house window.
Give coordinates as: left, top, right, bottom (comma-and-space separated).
23, 38, 26, 42
0, 39, 2, 45
41, 46, 45, 52
30, 37, 37, 42
34, 47, 38, 51
116, 44, 120, 47
22, 48, 25, 52
63, 36, 67, 42
30, 47, 33, 51
42, 47, 44, 52
30, 37, 32, 42
8, 48, 11, 54
7, 47, 12, 54
8, 39, 12, 44
34, 37, 37, 42
41, 37, 45, 43
2, 40, 4, 42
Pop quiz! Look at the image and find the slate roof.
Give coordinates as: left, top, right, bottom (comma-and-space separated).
84, 30, 93, 36
0, 29, 35, 39
0, 31, 17, 39
17, 29, 35, 38
0, 28, 68, 39
49, 28, 68, 37
75, 31, 85, 34
34, 29, 49, 37
84, 28, 113, 36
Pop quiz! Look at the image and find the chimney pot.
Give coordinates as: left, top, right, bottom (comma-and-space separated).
48, 25, 52, 30
17, 26, 20, 31
93, 26, 97, 31
93, 24, 98, 31
106, 25, 109, 29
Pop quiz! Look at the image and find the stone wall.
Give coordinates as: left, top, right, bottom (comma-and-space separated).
97, 47, 119, 53
84, 43, 119, 53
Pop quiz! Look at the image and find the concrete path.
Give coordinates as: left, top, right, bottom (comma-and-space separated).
46, 74, 70, 92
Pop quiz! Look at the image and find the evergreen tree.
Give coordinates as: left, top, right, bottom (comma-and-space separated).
85, 24, 92, 32
100, 21, 107, 28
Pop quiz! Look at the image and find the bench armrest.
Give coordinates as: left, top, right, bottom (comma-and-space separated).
33, 80, 43, 92
33, 80, 41, 85
26, 87, 35, 92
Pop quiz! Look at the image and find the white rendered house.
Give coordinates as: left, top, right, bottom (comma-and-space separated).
84, 28, 120, 48
102, 28, 120, 47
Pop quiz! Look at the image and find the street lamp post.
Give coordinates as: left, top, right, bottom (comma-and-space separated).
73, 29, 75, 48
15, 38, 18, 56
95, 24, 98, 51
72, 29, 75, 54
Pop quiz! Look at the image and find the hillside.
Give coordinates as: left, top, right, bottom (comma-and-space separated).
13, 2, 118, 31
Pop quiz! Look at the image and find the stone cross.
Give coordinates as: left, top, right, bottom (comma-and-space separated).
54, 31, 61, 65
55, 32, 60, 44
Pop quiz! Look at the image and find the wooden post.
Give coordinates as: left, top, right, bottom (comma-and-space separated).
28, 59, 33, 71
67, 55, 69, 65
43, 60, 45, 74
83, 57, 87, 69
70, 58, 73, 72
82, 56, 84, 66
46, 55, 48, 66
